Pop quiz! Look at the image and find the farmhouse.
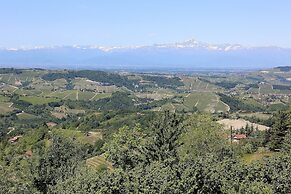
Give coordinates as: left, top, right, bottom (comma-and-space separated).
8, 135, 23, 143
228, 134, 247, 143
24, 150, 33, 158
46, 122, 57, 127
15, 80, 22, 86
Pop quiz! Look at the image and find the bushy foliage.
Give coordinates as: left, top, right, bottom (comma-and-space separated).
1, 111, 291, 193
268, 109, 291, 151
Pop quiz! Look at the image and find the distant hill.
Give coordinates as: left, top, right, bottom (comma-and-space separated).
275, 66, 291, 72
1, 39, 291, 70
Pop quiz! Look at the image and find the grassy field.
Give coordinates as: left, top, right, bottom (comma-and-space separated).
0, 102, 13, 114
77, 91, 95, 100
48, 90, 76, 100
217, 119, 269, 131
17, 112, 37, 120
239, 112, 272, 120
46, 89, 111, 101
54, 105, 86, 114
158, 102, 189, 112
51, 112, 67, 119
242, 98, 265, 109
19, 96, 60, 105
183, 92, 229, 112
0, 95, 9, 102
259, 83, 273, 94
0, 84, 18, 93
53, 129, 102, 145
135, 92, 171, 100
89, 93, 111, 101
73, 78, 119, 93
0, 70, 46, 85
0, 94, 12, 114
242, 150, 275, 164
86, 155, 113, 171
15, 88, 44, 96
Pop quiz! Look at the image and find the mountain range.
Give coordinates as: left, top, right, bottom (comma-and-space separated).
1, 39, 291, 70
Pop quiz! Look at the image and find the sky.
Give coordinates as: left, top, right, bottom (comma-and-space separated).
0, 0, 291, 48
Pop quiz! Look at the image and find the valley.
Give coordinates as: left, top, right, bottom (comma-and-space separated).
0, 67, 290, 193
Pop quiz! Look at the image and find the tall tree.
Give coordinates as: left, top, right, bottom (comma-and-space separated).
269, 109, 291, 151
30, 135, 88, 193
102, 125, 146, 170
178, 114, 230, 161
142, 111, 184, 164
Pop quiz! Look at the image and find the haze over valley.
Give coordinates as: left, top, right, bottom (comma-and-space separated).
1, 39, 291, 70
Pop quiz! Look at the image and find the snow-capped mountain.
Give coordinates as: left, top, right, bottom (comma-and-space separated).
0, 39, 290, 70
0, 39, 246, 52
153, 39, 244, 51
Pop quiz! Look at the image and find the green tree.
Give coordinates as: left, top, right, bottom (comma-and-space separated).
102, 125, 146, 169
269, 109, 291, 151
30, 135, 88, 193
282, 130, 291, 152
178, 114, 229, 160
142, 111, 184, 164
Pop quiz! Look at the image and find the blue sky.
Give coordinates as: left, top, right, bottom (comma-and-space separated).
0, 0, 291, 48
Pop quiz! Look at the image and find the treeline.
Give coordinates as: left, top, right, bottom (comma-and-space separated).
273, 84, 291, 90
42, 70, 140, 90
215, 81, 241, 89
64, 92, 136, 112
64, 91, 164, 113
0, 68, 23, 74
198, 79, 242, 89
244, 83, 259, 90
218, 93, 264, 112
275, 66, 291, 72
141, 75, 184, 89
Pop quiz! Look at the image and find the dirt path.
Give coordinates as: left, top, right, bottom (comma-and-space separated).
49, 91, 56, 96
267, 83, 274, 90
76, 90, 79, 100
63, 92, 73, 100
171, 103, 175, 109
221, 101, 230, 111
197, 81, 201, 90
90, 93, 98, 101
216, 95, 230, 111
9, 85, 19, 93
195, 100, 199, 107
7, 75, 12, 82
12, 87, 18, 93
